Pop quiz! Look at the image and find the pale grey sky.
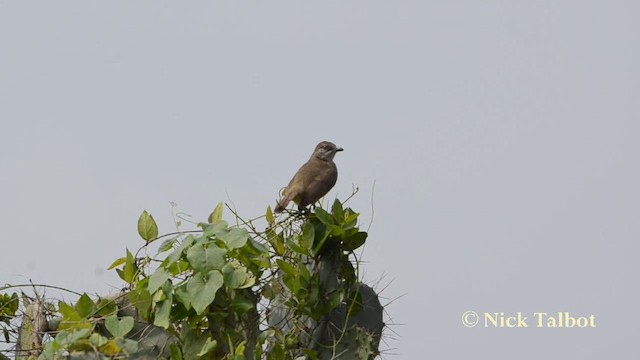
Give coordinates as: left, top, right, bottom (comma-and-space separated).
1, 1, 639, 358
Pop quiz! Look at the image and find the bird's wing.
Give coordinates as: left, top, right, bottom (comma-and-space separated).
275, 166, 306, 212
298, 162, 338, 208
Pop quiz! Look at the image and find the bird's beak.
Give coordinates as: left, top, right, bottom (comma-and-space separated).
336, 147, 344, 152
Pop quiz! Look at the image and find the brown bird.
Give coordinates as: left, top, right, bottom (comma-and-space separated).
275, 141, 344, 213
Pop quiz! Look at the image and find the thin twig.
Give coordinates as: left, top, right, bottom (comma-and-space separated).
0, 284, 83, 297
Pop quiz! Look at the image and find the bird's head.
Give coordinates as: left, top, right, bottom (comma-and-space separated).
312, 141, 343, 161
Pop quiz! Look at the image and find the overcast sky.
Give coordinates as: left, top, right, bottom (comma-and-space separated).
1, 1, 639, 358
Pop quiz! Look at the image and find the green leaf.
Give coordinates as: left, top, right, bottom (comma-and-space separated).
1, 293, 19, 316
100, 339, 122, 356
217, 227, 249, 249
138, 210, 159, 241
53, 330, 68, 345
174, 283, 191, 309
222, 264, 247, 289
268, 230, 286, 256
75, 294, 96, 318
302, 348, 319, 360
239, 273, 256, 289
158, 238, 177, 253
123, 249, 138, 284
234, 341, 247, 357
248, 238, 269, 255
58, 301, 80, 321
208, 202, 224, 224
311, 225, 331, 254
201, 220, 229, 238
107, 257, 127, 270
342, 227, 360, 238
343, 211, 359, 230
181, 323, 210, 359
325, 290, 344, 313
331, 199, 344, 221
116, 338, 139, 354
314, 208, 334, 225
298, 262, 311, 282
148, 267, 171, 294
10, 293, 19, 313
89, 333, 109, 347
95, 297, 118, 317
186, 244, 227, 273
340, 259, 357, 283
342, 212, 360, 230
166, 235, 196, 264
272, 342, 286, 360
66, 328, 91, 343
301, 222, 315, 249
167, 260, 189, 275
116, 268, 126, 282
58, 302, 92, 332
105, 315, 134, 338
232, 296, 255, 314
328, 224, 344, 236
154, 298, 172, 329
196, 337, 218, 357
276, 259, 297, 278
170, 343, 183, 360
187, 270, 224, 315
342, 231, 368, 251
285, 236, 308, 255
129, 287, 152, 320
266, 206, 275, 225
5, 292, 20, 316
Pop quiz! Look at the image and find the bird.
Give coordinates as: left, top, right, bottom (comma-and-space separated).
275, 141, 344, 213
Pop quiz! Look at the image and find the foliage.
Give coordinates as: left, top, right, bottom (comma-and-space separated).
0, 292, 19, 345
1, 199, 382, 360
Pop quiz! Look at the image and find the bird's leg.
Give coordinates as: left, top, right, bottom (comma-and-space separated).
296, 205, 311, 216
